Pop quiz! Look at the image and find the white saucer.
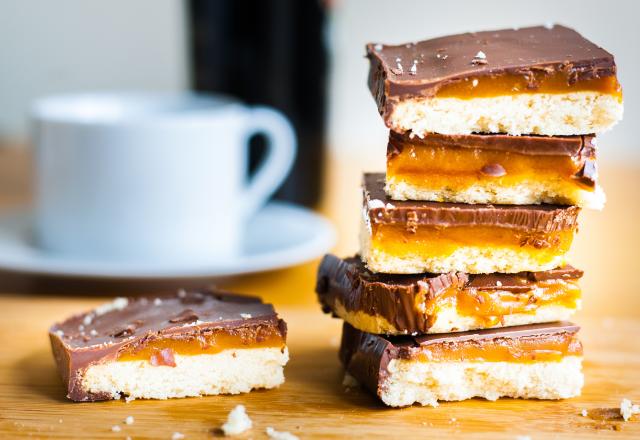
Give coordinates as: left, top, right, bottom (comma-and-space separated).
0, 202, 335, 279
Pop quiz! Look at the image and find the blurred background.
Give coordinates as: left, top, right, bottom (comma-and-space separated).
1, 0, 639, 160
0, 0, 638, 316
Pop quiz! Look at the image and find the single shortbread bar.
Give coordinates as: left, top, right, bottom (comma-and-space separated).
386, 131, 604, 208
317, 254, 582, 335
49, 290, 288, 402
361, 173, 580, 274
340, 322, 583, 407
367, 25, 622, 136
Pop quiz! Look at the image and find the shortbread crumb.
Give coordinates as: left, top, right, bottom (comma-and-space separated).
620, 398, 640, 421
342, 373, 359, 388
124, 416, 134, 425
360, 216, 568, 274
385, 177, 605, 209
388, 92, 622, 136
94, 297, 128, 316
221, 405, 252, 436
331, 297, 577, 335
266, 427, 299, 440
82, 347, 288, 400
380, 356, 582, 407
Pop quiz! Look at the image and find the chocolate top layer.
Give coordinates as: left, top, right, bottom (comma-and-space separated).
49, 290, 287, 401
51, 291, 282, 350
365, 173, 580, 232
388, 131, 596, 157
317, 254, 582, 334
339, 321, 580, 397
410, 321, 579, 347
367, 25, 616, 100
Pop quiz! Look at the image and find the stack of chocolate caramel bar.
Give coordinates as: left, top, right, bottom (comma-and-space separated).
317, 25, 622, 407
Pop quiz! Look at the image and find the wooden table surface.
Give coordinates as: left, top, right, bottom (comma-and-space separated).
0, 146, 639, 439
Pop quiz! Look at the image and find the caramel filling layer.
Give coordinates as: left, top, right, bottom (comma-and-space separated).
434, 72, 622, 100
414, 333, 582, 363
387, 144, 593, 192
370, 224, 574, 261
422, 280, 581, 328
117, 326, 285, 362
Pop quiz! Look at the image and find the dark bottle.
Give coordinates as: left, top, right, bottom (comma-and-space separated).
189, 0, 328, 207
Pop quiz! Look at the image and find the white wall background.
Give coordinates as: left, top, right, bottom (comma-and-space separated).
0, 0, 189, 138
327, 0, 639, 162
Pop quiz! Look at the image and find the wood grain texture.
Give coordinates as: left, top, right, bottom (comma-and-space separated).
0, 298, 639, 439
0, 147, 638, 438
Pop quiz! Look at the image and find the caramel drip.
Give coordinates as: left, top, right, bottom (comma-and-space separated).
420, 280, 581, 328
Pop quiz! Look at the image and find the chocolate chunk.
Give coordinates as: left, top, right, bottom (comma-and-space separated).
573, 156, 598, 188
367, 25, 617, 123
49, 290, 287, 401
179, 292, 206, 305
364, 173, 580, 232
480, 163, 507, 177
168, 309, 199, 324
317, 254, 582, 334
111, 324, 138, 338
530, 266, 585, 282
150, 348, 176, 367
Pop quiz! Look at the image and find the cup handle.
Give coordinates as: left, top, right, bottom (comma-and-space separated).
241, 106, 297, 218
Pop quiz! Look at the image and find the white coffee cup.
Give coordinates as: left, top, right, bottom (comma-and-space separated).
31, 92, 296, 262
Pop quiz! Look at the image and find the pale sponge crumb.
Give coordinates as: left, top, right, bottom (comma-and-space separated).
221, 405, 252, 436
380, 356, 583, 407
389, 92, 622, 136
386, 178, 606, 210
363, 247, 566, 274
82, 347, 288, 400
266, 427, 299, 440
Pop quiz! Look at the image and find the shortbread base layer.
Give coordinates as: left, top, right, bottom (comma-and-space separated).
388, 92, 622, 136
81, 347, 288, 400
360, 220, 566, 274
331, 299, 578, 335
378, 356, 583, 407
386, 177, 605, 210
